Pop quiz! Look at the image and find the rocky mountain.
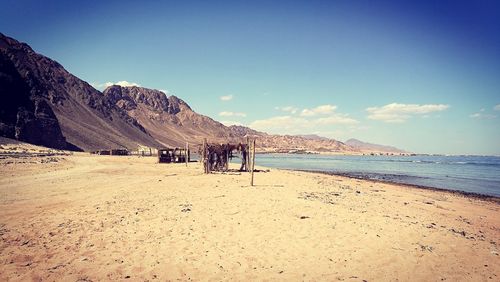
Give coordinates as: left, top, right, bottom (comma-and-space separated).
102, 85, 356, 152
345, 138, 407, 154
103, 85, 241, 147
0, 50, 67, 149
258, 135, 353, 153
297, 134, 332, 142
0, 33, 406, 154
227, 125, 266, 138
0, 33, 161, 151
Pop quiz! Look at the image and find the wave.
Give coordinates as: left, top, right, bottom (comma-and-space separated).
377, 159, 500, 166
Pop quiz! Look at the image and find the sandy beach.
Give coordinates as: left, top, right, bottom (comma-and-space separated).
0, 146, 499, 281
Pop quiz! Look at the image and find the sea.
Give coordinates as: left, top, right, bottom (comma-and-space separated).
251, 154, 500, 197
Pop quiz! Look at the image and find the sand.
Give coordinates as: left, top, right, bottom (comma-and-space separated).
0, 147, 499, 281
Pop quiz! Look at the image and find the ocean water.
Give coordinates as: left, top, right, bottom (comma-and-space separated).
251, 154, 500, 197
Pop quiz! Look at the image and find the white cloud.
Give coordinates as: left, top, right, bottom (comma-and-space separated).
220, 120, 244, 126
249, 116, 309, 133
219, 111, 247, 117
159, 89, 170, 95
220, 95, 233, 101
275, 106, 299, 114
300, 104, 337, 117
250, 103, 358, 135
470, 112, 496, 119
315, 115, 359, 125
300, 109, 315, 117
494, 104, 500, 111
249, 113, 359, 135
366, 103, 449, 123
112, 80, 141, 87
91, 80, 141, 90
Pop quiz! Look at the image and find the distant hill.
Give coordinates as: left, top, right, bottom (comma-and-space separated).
258, 135, 353, 153
345, 138, 407, 154
297, 134, 332, 142
227, 125, 266, 138
0, 33, 405, 154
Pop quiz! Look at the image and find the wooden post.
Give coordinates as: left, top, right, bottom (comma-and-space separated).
246, 136, 250, 172
203, 138, 207, 174
225, 145, 229, 172
185, 142, 188, 167
250, 138, 256, 186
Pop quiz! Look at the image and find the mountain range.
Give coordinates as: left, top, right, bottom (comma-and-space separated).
345, 138, 407, 154
0, 33, 407, 154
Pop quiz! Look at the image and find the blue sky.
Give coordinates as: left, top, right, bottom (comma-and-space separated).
1, 0, 499, 155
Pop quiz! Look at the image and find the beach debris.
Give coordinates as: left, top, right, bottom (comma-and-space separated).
425, 223, 437, 229
458, 216, 472, 225
299, 216, 310, 219
356, 190, 361, 194
48, 263, 66, 271
298, 191, 341, 205
416, 243, 434, 252
180, 203, 192, 212
450, 228, 466, 237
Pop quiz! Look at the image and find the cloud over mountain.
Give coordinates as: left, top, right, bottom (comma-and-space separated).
366, 103, 449, 123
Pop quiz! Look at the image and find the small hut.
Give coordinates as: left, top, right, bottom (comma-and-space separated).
158, 147, 190, 163
97, 150, 111, 155
134, 145, 157, 156
111, 149, 129, 156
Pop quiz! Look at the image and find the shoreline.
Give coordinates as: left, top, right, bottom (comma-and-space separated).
295, 169, 500, 204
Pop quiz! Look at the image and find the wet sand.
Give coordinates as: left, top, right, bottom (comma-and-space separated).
0, 148, 499, 281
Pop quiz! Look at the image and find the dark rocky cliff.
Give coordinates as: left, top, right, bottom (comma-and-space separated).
0, 33, 161, 151
0, 50, 68, 149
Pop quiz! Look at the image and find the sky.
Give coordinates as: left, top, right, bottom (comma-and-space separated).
1, 0, 499, 155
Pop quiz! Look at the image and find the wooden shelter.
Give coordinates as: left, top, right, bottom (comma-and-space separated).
200, 138, 256, 177
158, 147, 190, 163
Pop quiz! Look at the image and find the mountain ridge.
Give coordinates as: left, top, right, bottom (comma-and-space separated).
0, 33, 407, 154
345, 138, 407, 154
0, 32, 164, 151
